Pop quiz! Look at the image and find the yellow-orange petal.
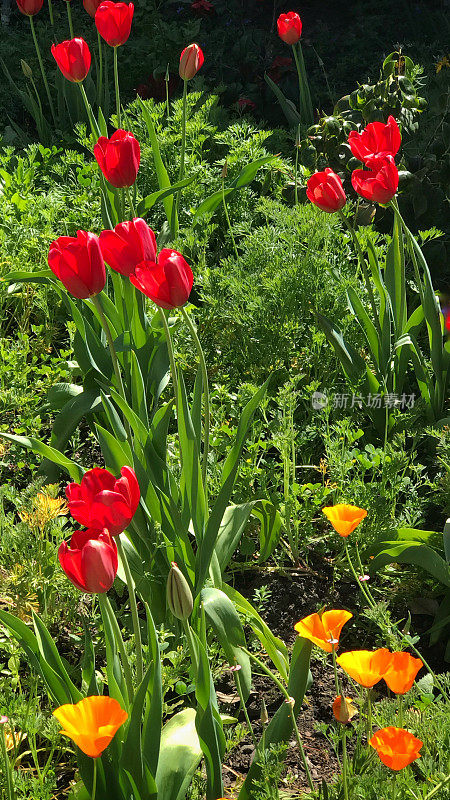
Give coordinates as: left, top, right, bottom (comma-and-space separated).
336, 649, 392, 688
383, 652, 423, 694
332, 695, 358, 723
294, 609, 353, 653
369, 727, 423, 771
53, 696, 128, 758
322, 504, 367, 537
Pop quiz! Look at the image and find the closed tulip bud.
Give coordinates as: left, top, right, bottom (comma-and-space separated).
167, 562, 193, 620
179, 43, 204, 81
16, 0, 43, 15
277, 12, 302, 45
48, 230, 105, 299
306, 168, 347, 213
21, 60, 33, 79
51, 38, 91, 83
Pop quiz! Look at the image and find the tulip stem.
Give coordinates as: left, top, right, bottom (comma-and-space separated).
79, 82, 101, 139
91, 757, 97, 800
91, 294, 132, 440
181, 306, 210, 498
96, 32, 103, 108
242, 646, 314, 792
117, 537, 144, 687
66, 0, 74, 38
99, 593, 134, 703
125, 186, 137, 218
159, 309, 179, 414
113, 46, 121, 128
29, 16, 57, 128
175, 79, 188, 221
47, 0, 54, 26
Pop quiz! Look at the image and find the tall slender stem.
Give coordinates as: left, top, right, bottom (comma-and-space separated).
366, 690, 373, 739
91, 757, 97, 800
338, 209, 382, 340
98, 593, 134, 703
47, 0, 54, 25
182, 619, 198, 674
242, 646, 314, 792
125, 186, 137, 217
175, 79, 188, 220
159, 308, 179, 414
234, 669, 257, 746
113, 46, 121, 128
96, 32, 103, 108
29, 16, 57, 127
65, 0, 74, 38
79, 82, 100, 139
91, 294, 132, 440
181, 306, 210, 497
296, 41, 314, 124
117, 537, 144, 686
342, 731, 349, 800
291, 44, 303, 128
424, 774, 450, 800
344, 542, 376, 609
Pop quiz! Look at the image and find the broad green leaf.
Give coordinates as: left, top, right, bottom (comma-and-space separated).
264, 73, 302, 127
370, 541, 450, 587
137, 176, 196, 216
138, 97, 176, 231
347, 286, 381, 369
0, 432, 84, 481
178, 372, 207, 542
202, 587, 251, 700
155, 709, 203, 800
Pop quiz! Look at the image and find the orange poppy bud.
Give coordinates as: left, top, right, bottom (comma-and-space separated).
294, 609, 353, 653
383, 652, 423, 694
332, 695, 358, 724
322, 504, 367, 537
53, 696, 128, 758
369, 727, 423, 771
336, 649, 393, 688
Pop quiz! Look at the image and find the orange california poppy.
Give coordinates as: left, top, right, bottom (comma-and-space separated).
369, 727, 423, 770
53, 696, 128, 758
322, 504, 367, 537
294, 609, 353, 653
383, 652, 423, 694
336, 649, 393, 688
332, 695, 358, 724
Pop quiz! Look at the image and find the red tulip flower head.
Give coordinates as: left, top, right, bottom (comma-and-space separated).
444, 306, 450, 333
277, 12, 302, 45
58, 528, 118, 593
349, 116, 401, 169
351, 155, 399, 205
306, 168, 346, 213
94, 129, 140, 188
48, 231, 105, 299
99, 218, 157, 277
66, 467, 140, 536
95, 1, 134, 47
130, 249, 193, 309
16, 0, 43, 15
179, 44, 204, 81
83, 0, 102, 17
51, 38, 91, 83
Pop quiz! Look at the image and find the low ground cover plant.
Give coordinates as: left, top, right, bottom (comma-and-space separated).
0, 2, 450, 800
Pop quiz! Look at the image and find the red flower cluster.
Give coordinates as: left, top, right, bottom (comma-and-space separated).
307, 116, 401, 212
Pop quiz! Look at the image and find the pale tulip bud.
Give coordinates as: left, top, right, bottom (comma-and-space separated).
167, 562, 193, 620
21, 60, 33, 79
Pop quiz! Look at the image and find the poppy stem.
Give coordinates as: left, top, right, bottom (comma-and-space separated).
181, 306, 210, 499
98, 593, 134, 703
113, 46, 121, 128
91, 294, 133, 441
91, 757, 97, 800
116, 537, 144, 687
66, 0, 74, 38
0, 722, 15, 800
241, 646, 314, 792
29, 16, 57, 128
159, 309, 179, 415
424, 774, 450, 800
344, 542, 376, 609
366, 689, 373, 740
331, 643, 340, 697
342, 730, 349, 800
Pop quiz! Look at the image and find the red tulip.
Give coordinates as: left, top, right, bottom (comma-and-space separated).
351, 155, 399, 204
95, 1, 134, 47
130, 250, 193, 309
66, 467, 140, 537
277, 12, 302, 45
179, 44, 204, 81
51, 38, 91, 83
94, 129, 140, 188
349, 116, 401, 169
58, 528, 118, 593
306, 168, 346, 213
83, 0, 102, 17
444, 307, 450, 332
48, 231, 105, 299
16, 0, 43, 15
99, 218, 157, 277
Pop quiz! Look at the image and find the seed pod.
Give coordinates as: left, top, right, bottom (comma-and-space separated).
21, 60, 33, 79
167, 562, 193, 620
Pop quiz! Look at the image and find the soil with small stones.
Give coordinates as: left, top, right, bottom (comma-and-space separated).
218, 554, 448, 796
